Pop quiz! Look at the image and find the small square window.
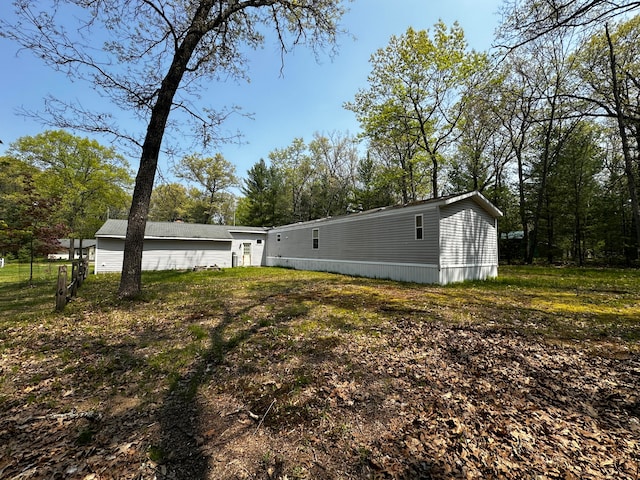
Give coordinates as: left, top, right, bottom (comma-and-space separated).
312, 228, 319, 249
415, 214, 423, 240
257, 239, 262, 244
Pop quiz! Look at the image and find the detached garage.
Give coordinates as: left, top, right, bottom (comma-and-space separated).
266, 191, 502, 285
94, 219, 267, 273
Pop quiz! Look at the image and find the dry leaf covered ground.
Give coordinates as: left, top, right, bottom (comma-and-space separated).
0, 265, 639, 479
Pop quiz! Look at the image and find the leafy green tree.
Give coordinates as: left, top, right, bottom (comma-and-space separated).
0, 166, 68, 281
562, 123, 604, 264
8, 130, 132, 258
212, 191, 238, 225
351, 154, 398, 211
1, 0, 347, 297
509, 30, 583, 263
498, 1, 640, 263
487, 55, 539, 262
181, 187, 210, 225
307, 131, 359, 218
539, 122, 604, 264
269, 138, 315, 223
174, 153, 238, 224
262, 133, 360, 223
590, 124, 638, 263
448, 63, 511, 197
346, 22, 487, 198
0, 157, 37, 258
148, 183, 190, 222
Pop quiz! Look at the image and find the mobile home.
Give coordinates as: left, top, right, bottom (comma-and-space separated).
265, 191, 502, 285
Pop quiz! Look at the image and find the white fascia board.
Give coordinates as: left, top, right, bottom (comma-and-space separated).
145, 236, 233, 241
227, 229, 268, 234
95, 235, 232, 242
440, 191, 503, 218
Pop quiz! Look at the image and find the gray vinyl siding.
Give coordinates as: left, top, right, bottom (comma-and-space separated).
439, 198, 498, 267
266, 206, 439, 265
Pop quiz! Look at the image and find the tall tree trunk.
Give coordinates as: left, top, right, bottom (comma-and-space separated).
527, 81, 560, 264
606, 24, 640, 260
118, 5, 213, 298
516, 142, 530, 263
545, 193, 554, 263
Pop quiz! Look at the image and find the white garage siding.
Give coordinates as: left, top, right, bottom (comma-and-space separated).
94, 220, 269, 274
229, 231, 267, 267
141, 239, 231, 270
94, 238, 125, 273
95, 238, 232, 273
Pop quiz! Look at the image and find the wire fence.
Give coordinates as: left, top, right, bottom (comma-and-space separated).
0, 261, 63, 285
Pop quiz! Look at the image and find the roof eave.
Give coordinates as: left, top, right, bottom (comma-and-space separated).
440, 191, 503, 217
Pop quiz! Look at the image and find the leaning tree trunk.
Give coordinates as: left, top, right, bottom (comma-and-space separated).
118, 5, 213, 298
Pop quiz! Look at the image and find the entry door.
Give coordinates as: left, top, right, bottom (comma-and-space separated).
242, 243, 252, 266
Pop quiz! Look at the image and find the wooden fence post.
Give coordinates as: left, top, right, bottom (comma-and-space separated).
55, 265, 68, 311
77, 259, 86, 288
70, 261, 79, 298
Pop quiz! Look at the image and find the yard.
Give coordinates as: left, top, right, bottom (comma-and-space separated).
0, 265, 639, 479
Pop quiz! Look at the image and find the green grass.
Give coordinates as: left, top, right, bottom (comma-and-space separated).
1, 264, 639, 408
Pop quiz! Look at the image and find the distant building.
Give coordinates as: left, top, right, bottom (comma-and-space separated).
48, 239, 96, 260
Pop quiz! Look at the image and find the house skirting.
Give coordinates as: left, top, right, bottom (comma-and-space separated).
439, 264, 498, 284
266, 257, 441, 284
266, 257, 498, 285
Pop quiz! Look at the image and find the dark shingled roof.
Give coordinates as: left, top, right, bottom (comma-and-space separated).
95, 219, 267, 240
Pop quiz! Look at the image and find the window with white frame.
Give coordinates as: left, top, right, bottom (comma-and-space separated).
312, 228, 319, 249
415, 214, 423, 240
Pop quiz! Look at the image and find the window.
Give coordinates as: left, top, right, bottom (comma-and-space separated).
257, 239, 262, 244
312, 228, 319, 249
415, 214, 423, 240
277, 234, 281, 242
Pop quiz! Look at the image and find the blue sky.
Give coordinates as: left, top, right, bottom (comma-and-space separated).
0, 0, 504, 184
